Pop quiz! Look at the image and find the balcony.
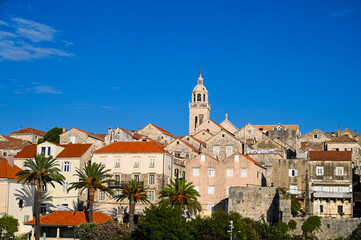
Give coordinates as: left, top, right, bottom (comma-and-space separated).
189, 103, 209, 108
313, 191, 352, 199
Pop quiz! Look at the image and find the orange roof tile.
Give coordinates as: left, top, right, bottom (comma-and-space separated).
0, 157, 23, 179
253, 124, 299, 131
0, 141, 30, 150
94, 141, 168, 154
14, 145, 37, 158
95, 134, 106, 140
14, 144, 91, 159
149, 123, 175, 137
0, 135, 23, 141
329, 135, 357, 143
309, 151, 352, 161
25, 211, 112, 226
10, 127, 46, 136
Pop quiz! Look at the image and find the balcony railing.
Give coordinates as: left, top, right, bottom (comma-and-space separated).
313, 191, 352, 199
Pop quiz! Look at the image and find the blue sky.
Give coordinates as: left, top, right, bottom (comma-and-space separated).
0, 0, 360, 136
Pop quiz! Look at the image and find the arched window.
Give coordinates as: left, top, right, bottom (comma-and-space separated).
193, 94, 195, 102
195, 116, 198, 128
197, 94, 201, 102
203, 94, 205, 102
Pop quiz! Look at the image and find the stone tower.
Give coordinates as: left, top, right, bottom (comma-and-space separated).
189, 73, 211, 135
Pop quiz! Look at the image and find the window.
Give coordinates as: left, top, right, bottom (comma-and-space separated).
316, 167, 324, 176
338, 205, 344, 214
226, 146, 233, 154
182, 171, 185, 179
213, 146, 219, 154
149, 158, 155, 168
174, 169, 179, 178
289, 169, 298, 177
41, 147, 46, 155
234, 155, 239, 162
148, 190, 155, 201
22, 163, 26, 170
208, 186, 215, 195
42, 184, 47, 192
70, 136, 76, 144
18, 199, 23, 208
194, 185, 199, 192
40, 204, 47, 214
200, 155, 206, 162
332, 148, 340, 151
134, 174, 139, 182
336, 167, 344, 176
134, 158, 140, 168
176, 141, 179, 144
63, 182, 68, 192
240, 168, 248, 177
115, 159, 120, 168
345, 148, 352, 152
208, 168, 215, 177
226, 168, 233, 177
115, 190, 120, 196
290, 185, 298, 194
207, 203, 214, 211
313, 134, 318, 139
226, 186, 230, 195
197, 94, 201, 101
320, 205, 324, 213
193, 168, 200, 177
47, 147, 52, 156
114, 175, 120, 185
63, 161, 71, 172
149, 174, 155, 185
99, 191, 105, 200
248, 130, 251, 134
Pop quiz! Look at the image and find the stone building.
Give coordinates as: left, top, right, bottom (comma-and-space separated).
91, 141, 179, 216
59, 127, 105, 149
193, 129, 214, 142
253, 124, 300, 149
235, 123, 266, 145
165, 137, 200, 161
14, 142, 92, 211
219, 114, 238, 134
105, 127, 141, 145
10, 127, 46, 144
0, 136, 30, 159
181, 135, 207, 151
308, 151, 353, 218
326, 135, 361, 166
137, 123, 175, 146
185, 153, 266, 215
299, 129, 330, 152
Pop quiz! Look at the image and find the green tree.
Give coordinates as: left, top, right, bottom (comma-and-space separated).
68, 162, 114, 223
159, 179, 201, 215
132, 204, 192, 240
301, 215, 321, 239
37, 127, 63, 144
16, 154, 65, 240
0, 215, 19, 237
115, 179, 150, 229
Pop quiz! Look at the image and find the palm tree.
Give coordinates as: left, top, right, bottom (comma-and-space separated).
67, 162, 114, 223
16, 154, 65, 240
115, 179, 150, 229
159, 179, 201, 216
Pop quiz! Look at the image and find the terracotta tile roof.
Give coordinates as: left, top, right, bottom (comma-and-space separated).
0, 157, 23, 179
300, 142, 324, 152
253, 124, 299, 131
309, 151, 352, 161
119, 128, 141, 140
10, 127, 46, 136
95, 134, 106, 140
328, 135, 357, 143
0, 141, 30, 150
56, 144, 92, 158
25, 211, 112, 226
239, 153, 266, 169
94, 141, 168, 154
0, 135, 23, 141
14, 144, 91, 159
72, 127, 105, 141
149, 123, 175, 137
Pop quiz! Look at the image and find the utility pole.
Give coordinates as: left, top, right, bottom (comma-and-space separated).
228, 220, 234, 240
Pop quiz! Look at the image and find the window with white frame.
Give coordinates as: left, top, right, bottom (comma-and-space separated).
134, 174, 139, 182
240, 168, 248, 177
63, 161, 71, 172
47, 147, 52, 156
336, 167, 344, 176
114, 175, 120, 185
70, 136, 76, 144
247, 130, 251, 134
115, 159, 120, 168
345, 148, 352, 152
226, 146, 233, 154
234, 155, 239, 162
313, 134, 318, 139
316, 167, 324, 176
194, 185, 199, 192
226, 168, 233, 177
99, 191, 105, 200
193, 168, 200, 177
149, 158, 155, 168
134, 158, 140, 168
289, 169, 298, 177
207, 203, 214, 211
63, 182, 68, 192
208, 185, 215, 195
200, 155, 206, 162
148, 190, 155, 201
149, 174, 155, 185
213, 146, 219, 154
41, 147, 46, 155
290, 185, 298, 194
208, 168, 215, 177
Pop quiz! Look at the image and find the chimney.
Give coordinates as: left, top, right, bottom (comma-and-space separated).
62, 128, 66, 133
354, 129, 357, 135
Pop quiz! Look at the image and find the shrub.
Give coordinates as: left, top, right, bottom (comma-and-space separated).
93, 220, 130, 240
288, 219, 297, 231
301, 216, 321, 236
15, 233, 28, 240
0, 215, 19, 237
75, 222, 97, 240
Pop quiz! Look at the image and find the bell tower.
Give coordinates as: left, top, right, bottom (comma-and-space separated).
189, 73, 211, 135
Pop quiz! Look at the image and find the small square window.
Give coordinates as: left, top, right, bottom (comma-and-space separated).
115, 159, 120, 168
226, 146, 233, 154
208, 168, 215, 177
313, 134, 318, 139
226, 168, 233, 177
240, 168, 247, 177
149, 158, 155, 168
316, 167, 324, 176
336, 167, 344, 176
149, 174, 155, 185
193, 168, 200, 177
213, 146, 219, 154
208, 186, 215, 195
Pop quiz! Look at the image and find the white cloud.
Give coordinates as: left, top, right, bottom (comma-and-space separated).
13, 17, 56, 42
0, 17, 73, 61
33, 85, 62, 94
62, 40, 74, 46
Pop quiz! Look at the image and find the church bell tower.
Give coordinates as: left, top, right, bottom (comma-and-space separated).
189, 73, 211, 135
